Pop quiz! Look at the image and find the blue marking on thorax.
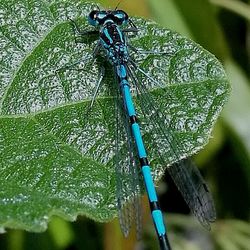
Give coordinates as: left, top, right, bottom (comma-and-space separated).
103, 28, 113, 44
132, 123, 147, 158
117, 28, 124, 43
141, 165, 157, 202
100, 37, 109, 49
104, 19, 114, 25
152, 210, 166, 236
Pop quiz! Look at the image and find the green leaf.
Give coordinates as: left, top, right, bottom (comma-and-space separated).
0, 0, 230, 232
214, 219, 250, 250
146, 0, 193, 38
222, 60, 250, 186
48, 217, 74, 249
211, 0, 250, 22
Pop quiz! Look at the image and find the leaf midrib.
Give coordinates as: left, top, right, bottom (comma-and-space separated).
0, 77, 227, 119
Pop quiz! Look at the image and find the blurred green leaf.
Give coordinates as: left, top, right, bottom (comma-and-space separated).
195, 121, 225, 166
96, 0, 149, 17
211, 0, 250, 22
0, 0, 229, 232
146, 0, 192, 38
147, 214, 215, 250
214, 219, 250, 250
149, 215, 250, 250
8, 230, 24, 250
147, 0, 229, 59
48, 217, 74, 249
173, 0, 229, 60
222, 60, 250, 180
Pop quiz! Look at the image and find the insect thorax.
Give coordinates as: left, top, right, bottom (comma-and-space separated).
100, 21, 129, 64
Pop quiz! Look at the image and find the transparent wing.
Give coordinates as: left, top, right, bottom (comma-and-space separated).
126, 61, 216, 229
56, 23, 147, 236
113, 81, 143, 237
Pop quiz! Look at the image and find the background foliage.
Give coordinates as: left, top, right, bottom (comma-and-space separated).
0, 0, 249, 249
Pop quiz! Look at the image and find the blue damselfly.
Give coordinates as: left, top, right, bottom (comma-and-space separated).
60, 5, 217, 250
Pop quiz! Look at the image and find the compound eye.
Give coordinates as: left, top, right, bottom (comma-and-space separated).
96, 11, 108, 23
89, 10, 98, 21
114, 10, 128, 25
88, 10, 98, 26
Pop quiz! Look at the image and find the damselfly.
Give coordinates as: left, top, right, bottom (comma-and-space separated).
60, 5, 216, 250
